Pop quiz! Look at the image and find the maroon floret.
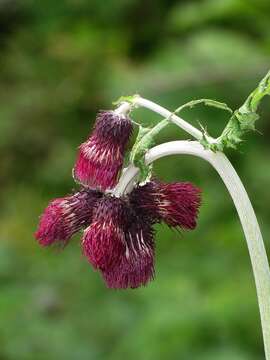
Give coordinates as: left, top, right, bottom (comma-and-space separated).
82, 196, 127, 270
74, 111, 133, 190
129, 180, 201, 230
102, 211, 155, 289
35, 189, 102, 246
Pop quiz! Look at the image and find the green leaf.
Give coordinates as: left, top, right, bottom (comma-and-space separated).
202, 70, 270, 151
245, 70, 270, 112
133, 157, 153, 182
129, 125, 154, 182
134, 125, 151, 144
129, 117, 171, 182
235, 110, 259, 131
129, 125, 152, 163
175, 98, 233, 114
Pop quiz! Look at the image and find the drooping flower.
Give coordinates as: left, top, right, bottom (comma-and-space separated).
101, 209, 155, 289
35, 189, 102, 246
36, 111, 202, 289
82, 196, 127, 270
73, 111, 133, 190
129, 180, 201, 230
35, 178, 201, 288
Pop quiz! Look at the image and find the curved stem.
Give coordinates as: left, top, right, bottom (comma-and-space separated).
114, 140, 270, 359
133, 96, 204, 140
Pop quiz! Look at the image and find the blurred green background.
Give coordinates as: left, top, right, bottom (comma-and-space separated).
0, 0, 270, 359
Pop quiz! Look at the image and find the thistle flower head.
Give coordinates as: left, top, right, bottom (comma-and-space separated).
36, 104, 202, 290
129, 180, 201, 230
35, 189, 102, 246
82, 196, 127, 270
102, 212, 155, 289
81, 194, 155, 289
74, 111, 133, 190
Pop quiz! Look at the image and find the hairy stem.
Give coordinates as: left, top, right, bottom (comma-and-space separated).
114, 140, 270, 359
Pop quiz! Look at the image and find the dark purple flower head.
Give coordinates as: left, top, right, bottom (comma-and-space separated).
35, 189, 102, 246
129, 180, 201, 230
81, 194, 155, 289
82, 196, 127, 270
74, 111, 133, 191
102, 211, 155, 289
